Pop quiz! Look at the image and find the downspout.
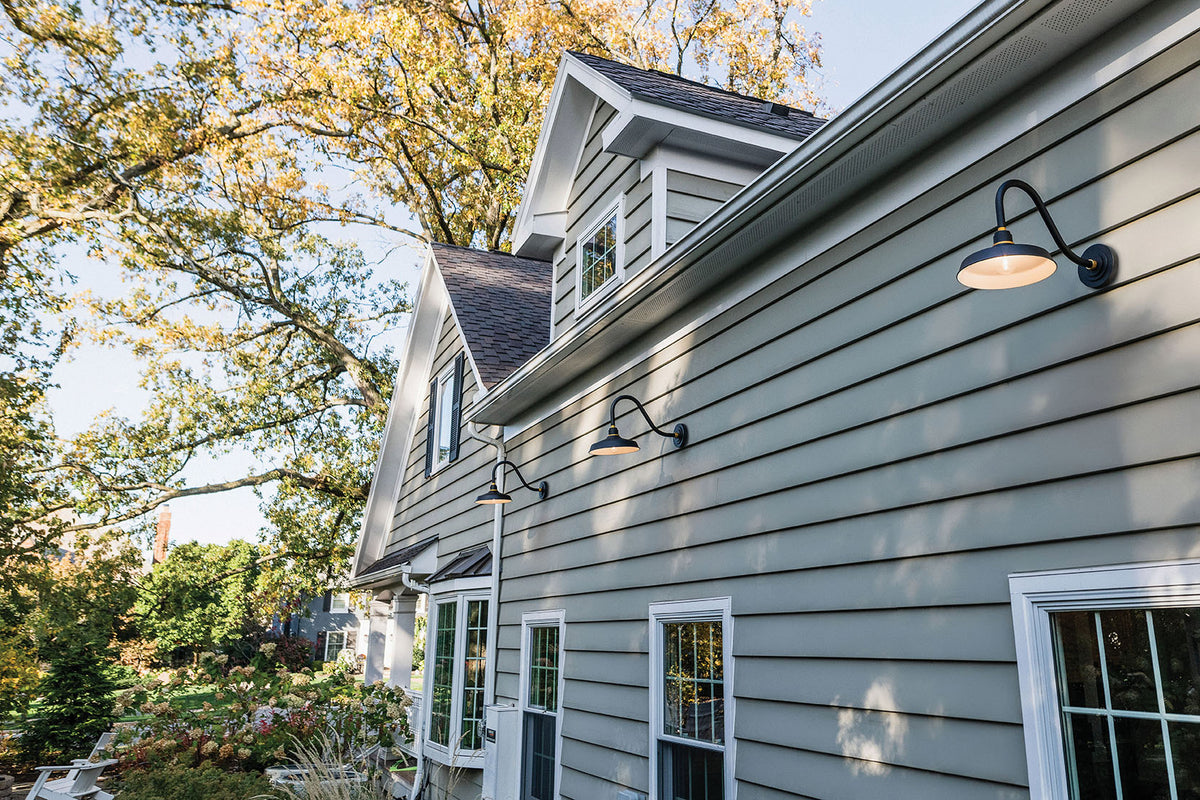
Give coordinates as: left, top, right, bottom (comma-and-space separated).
399, 565, 430, 800
408, 423, 504, 800
467, 421, 506, 709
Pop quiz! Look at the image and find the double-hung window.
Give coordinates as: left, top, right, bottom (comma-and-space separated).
650, 598, 734, 800
520, 610, 565, 800
425, 352, 465, 476
576, 198, 624, 311
329, 592, 350, 613
425, 592, 489, 765
1011, 559, 1200, 800
324, 631, 347, 662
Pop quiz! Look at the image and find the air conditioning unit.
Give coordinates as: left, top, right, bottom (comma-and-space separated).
482, 704, 521, 800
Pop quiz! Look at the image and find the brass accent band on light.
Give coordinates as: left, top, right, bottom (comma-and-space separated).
958, 179, 1116, 290
589, 394, 688, 456
475, 459, 549, 505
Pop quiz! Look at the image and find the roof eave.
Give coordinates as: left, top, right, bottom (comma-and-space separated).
469, 0, 1155, 426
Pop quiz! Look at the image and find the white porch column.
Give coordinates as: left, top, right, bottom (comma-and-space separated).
363, 598, 391, 685
387, 595, 419, 689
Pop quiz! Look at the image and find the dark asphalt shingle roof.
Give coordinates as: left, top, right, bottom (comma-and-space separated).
358, 535, 438, 578
428, 546, 492, 583
431, 243, 552, 389
569, 51, 825, 141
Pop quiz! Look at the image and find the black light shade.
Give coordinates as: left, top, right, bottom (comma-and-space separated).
959, 179, 1116, 290
589, 425, 640, 456
958, 230, 1056, 289
474, 461, 549, 506
475, 482, 511, 504
589, 395, 689, 457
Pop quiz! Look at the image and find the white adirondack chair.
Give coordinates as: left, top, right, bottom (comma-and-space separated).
24, 758, 116, 800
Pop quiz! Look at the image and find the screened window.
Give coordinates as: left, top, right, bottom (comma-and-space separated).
521, 613, 563, 800
425, 594, 489, 757
1052, 608, 1200, 800
577, 200, 622, 307
651, 599, 732, 800
324, 631, 347, 662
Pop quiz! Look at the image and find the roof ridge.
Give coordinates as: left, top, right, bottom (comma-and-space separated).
430, 241, 550, 263
566, 49, 816, 119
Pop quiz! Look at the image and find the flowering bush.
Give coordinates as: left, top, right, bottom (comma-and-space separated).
107, 643, 410, 774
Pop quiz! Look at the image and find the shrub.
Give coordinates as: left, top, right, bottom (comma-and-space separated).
19, 638, 116, 760
0, 636, 39, 719
109, 643, 411, 774
117, 763, 274, 800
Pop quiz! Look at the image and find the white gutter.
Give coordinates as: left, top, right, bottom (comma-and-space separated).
469, 0, 1151, 426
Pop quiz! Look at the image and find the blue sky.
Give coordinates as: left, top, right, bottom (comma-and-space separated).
47, 0, 980, 550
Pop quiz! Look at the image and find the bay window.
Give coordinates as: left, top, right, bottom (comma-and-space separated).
425, 592, 490, 764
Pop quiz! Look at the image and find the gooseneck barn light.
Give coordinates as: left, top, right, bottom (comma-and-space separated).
475, 459, 549, 505
958, 179, 1117, 290
589, 394, 688, 456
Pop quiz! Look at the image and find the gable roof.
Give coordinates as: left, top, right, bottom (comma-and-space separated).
432, 243, 553, 389
567, 51, 825, 141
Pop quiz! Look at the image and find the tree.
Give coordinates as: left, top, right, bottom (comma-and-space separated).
0, 0, 822, 606
136, 540, 265, 661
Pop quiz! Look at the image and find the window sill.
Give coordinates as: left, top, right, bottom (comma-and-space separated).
422, 742, 484, 770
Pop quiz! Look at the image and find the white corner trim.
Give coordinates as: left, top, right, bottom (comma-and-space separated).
650, 164, 667, 261
574, 195, 626, 318
1009, 559, 1200, 800
647, 596, 735, 800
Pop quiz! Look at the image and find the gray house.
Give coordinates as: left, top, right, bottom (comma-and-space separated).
351, 0, 1200, 798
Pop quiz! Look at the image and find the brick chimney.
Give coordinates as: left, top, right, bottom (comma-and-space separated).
153, 507, 172, 564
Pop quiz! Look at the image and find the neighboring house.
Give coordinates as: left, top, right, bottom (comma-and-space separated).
290, 591, 370, 666
352, 2, 1200, 799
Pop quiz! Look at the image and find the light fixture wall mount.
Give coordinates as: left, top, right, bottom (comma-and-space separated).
958, 179, 1116, 290
475, 459, 549, 505
589, 394, 688, 456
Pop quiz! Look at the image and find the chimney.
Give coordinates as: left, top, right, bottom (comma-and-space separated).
153, 507, 172, 564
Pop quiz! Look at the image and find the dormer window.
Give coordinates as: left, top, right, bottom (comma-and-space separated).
577, 197, 624, 310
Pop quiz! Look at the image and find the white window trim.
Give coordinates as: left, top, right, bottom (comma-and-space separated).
1009, 558, 1200, 800
329, 593, 350, 614
430, 365, 456, 475
574, 196, 625, 316
519, 609, 566, 800
423, 590, 490, 769
648, 597, 735, 800
324, 630, 347, 662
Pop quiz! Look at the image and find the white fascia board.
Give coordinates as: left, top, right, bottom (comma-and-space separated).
602, 96, 801, 161
351, 252, 449, 578
513, 55, 631, 257
469, 0, 1176, 427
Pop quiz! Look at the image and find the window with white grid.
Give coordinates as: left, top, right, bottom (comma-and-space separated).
576, 198, 623, 310
650, 598, 734, 800
1010, 560, 1200, 800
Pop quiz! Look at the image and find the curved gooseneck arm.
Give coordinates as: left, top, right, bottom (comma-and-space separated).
490, 459, 542, 494
607, 395, 678, 440
994, 179, 1094, 268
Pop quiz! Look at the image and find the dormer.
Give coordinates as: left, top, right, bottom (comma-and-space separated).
512, 52, 824, 340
